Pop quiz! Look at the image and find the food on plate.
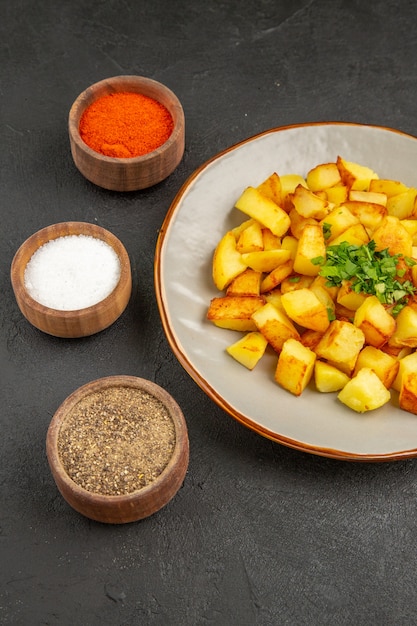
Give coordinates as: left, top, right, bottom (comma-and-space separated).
207, 156, 417, 414
226, 332, 268, 370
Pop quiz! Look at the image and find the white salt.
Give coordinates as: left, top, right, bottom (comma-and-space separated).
24, 234, 121, 310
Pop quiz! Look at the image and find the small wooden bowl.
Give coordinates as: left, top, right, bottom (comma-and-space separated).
10, 221, 132, 338
68, 75, 185, 191
46, 375, 189, 524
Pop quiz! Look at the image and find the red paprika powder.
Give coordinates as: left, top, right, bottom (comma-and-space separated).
79, 91, 174, 158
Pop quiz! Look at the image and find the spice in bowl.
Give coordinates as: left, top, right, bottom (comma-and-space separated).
58, 386, 175, 496
79, 92, 174, 159
68, 75, 185, 191
24, 234, 121, 310
10, 222, 132, 338
46, 376, 189, 523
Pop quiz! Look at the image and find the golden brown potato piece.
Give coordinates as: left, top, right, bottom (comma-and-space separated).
369, 178, 409, 197
314, 320, 365, 375
306, 162, 342, 191
207, 295, 265, 332
226, 269, 262, 297
388, 305, 417, 348
353, 295, 396, 348
281, 288, 330, 333
337, 368, 391, 412
226, 331, 268, 370
399, 372, 417, 415
336, 156, 378, 191
314, 360, 350, 393
256, 172, 282, 207
320, 205, 359, 243
252, 302, 300, 353
236, 220, 264, 253
336, 280, 368, 312
235, 187, 291, 237
290, 184, 330, 220
353, 345, 399, 389
372, 215, 413, 257
274, 338, 316, 396
260, 259, 294, 293
212, 231, 248, 291
341, 200, 387, 233
293, 223, 326, 276
391, 351, 417, 392
241, 249, 291, 273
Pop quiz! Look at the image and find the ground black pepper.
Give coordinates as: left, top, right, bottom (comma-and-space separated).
58, 386, 176, 496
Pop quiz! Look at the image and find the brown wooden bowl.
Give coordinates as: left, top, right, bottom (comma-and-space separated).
46, 375, 189, 524
68, 75, 185, 191
10, 221, 132, 338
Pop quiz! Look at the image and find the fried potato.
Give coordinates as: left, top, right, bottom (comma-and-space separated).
226, 331, 268, 370
207, 295, 265, 332
251, 302, 300, 353
337, 368, 391, 413
208, 157, 417, 416
274, 338, 316, 396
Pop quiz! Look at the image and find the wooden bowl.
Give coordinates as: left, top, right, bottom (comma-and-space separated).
10, 221, 132, 338
46, 375, 189, 524
68, 75, 185, 191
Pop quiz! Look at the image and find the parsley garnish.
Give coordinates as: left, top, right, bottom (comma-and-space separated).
322, 222, 332, 241
311, 240, 416, 314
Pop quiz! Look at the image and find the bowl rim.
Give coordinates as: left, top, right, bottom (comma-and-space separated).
68, 74, 185, 164
10, 220, 131, 318
46, 375, 189, 506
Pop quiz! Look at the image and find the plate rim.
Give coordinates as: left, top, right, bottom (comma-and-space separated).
155, 121, 417, 462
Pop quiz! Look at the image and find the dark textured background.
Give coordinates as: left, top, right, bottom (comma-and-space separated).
2, 1, 417, 624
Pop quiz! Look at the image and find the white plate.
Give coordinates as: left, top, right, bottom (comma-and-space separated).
155, 122, 417, 461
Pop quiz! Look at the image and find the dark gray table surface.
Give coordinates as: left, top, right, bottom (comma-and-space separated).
2, 1, 417, 624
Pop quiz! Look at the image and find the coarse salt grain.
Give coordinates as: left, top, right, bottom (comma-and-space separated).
24, 234, 121, 310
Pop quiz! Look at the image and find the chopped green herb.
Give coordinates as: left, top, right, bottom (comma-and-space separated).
288, 276, 301, 283
311, 240, 416, 313
322, 222, 332, 241
327, 307, 336, 322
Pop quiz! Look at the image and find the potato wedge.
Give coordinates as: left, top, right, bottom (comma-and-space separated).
353, 295, 396, 348
328, 223, 370, 247
260, 259, 294, 293
252, 302, 300, 353
388, 305, 417, 348
341, 200, 387, 233
336, 156, 378, 191
226, 268, 262, 297
372, 215, 413, 257
207, 295, 265, 332
291, 184, 330, 220
314, 360, 350, 393
306, 162, 342, 191
212, 231, 248, 290
281, 287, 331, 333
314, 320, 365, 375
235, 187, 291, 237
256, 172, 282, 207
353, 345, 399, 389
236, 220, 264, 253
337, 367, 391, 412
241, 249, 291, 273
399, 372, 417, 415
369, 178, 409, 197
336, 280, 368, 311
320, 205, 359, 242
386, 188, 417, 220
391, 351, 417, 392
293, 223, 326, 276
226, 331, 268, 370
274, 338, 316, 396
